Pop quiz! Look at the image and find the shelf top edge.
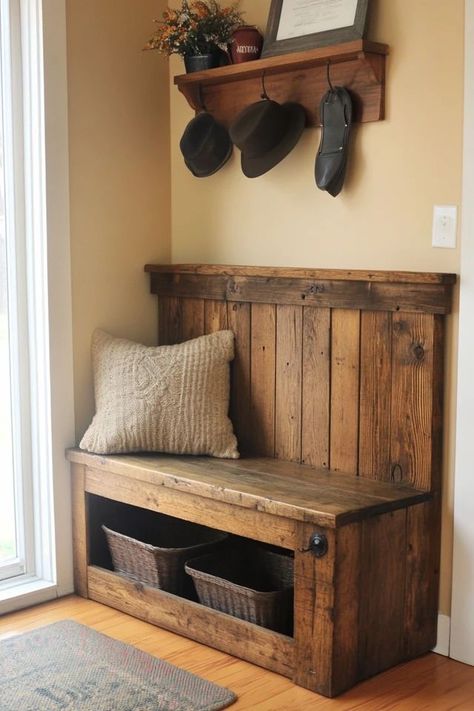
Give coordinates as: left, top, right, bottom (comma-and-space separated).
174, 39, 389, 87
144, 264, 457, 286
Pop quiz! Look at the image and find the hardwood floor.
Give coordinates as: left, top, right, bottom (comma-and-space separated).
0, 595, 473, 710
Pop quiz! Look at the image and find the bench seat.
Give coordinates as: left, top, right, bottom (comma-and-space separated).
67, 449, 429, 529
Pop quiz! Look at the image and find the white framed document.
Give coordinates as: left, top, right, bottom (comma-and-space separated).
262, 0, 369, 58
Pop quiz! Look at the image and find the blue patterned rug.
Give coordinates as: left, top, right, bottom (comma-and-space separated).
0, 620, 236, 710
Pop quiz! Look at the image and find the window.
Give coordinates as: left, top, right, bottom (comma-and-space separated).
0, 152, 19, 579
0, 0, 74, 610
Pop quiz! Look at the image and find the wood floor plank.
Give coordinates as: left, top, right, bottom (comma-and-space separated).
1, 596, 473, 710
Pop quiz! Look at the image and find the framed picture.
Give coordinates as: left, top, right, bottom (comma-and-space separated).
262, 0, 370, 58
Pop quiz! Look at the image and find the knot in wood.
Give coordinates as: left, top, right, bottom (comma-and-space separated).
393, 320, 406, 335
412, 343, 425, 361
391, 464, 403, 483
227, 279, 240, 295
309, 283, 325, 295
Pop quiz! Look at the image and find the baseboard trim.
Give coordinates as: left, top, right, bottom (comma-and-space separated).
433, 614, 451, 657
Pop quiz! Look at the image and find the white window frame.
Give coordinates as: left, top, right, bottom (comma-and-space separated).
0, 0, 74, 613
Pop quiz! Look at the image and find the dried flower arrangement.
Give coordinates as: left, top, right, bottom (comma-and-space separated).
145, 1, 243, 58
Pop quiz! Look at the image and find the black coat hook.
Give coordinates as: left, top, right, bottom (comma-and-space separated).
326, 61, 335, 92
261, 71, 270, 101
198, 83, 207, 112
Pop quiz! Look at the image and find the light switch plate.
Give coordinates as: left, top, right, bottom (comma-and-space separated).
432, 205, 458, 249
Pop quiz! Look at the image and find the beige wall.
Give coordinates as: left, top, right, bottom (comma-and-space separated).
67, 0, 171, 438
169, 0, 465, 615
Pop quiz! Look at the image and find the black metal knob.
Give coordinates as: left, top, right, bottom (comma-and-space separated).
309, 533, 328, 558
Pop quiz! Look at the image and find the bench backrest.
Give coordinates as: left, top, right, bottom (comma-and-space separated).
147, 264, 455, 492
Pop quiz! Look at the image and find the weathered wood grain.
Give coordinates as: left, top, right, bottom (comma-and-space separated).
331, 523, 361, 694
390, 313, 434, 490
149, 272, 454, 314
359, 311, 392, 481
158, 296, 181, 345
147, 263, 456, 285
275, 305, 303, 462
358, 509, 407, 679
330, 309, 361, 473
88, 566, 295, 678
294, 523, 360, 696
67, 451, 429, 529
294, 527, 336, 694
180, 297, 205, 341
71, 463, 89, 598
430, 316, 445, 493
250, 303, 276, 456
302, 307, 330, 468
404, 499, 441, 658
85, 467, 298, 549
204, 299, 228, 333
227, 302, 252, 454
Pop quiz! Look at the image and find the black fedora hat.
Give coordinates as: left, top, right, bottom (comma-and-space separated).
180, 112, 232, 178
229, 99, 306, 178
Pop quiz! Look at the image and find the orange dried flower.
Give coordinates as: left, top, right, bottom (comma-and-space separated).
144, 0, 243, 57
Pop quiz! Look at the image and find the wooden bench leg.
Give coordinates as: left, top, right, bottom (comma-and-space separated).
71, 463, 89, 598
294, 522, 361, 697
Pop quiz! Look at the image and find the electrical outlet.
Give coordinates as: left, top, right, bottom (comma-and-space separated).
432, 205, 457, 249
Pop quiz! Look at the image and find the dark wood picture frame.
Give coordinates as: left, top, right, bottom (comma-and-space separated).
262, 0, 370, 58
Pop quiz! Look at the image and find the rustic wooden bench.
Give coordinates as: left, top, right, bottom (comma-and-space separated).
68, 264, 455, 698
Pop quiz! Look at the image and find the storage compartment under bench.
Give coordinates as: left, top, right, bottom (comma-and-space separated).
88, 494, 294, 634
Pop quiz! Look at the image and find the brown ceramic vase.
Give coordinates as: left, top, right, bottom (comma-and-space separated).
230, 26, 263, 64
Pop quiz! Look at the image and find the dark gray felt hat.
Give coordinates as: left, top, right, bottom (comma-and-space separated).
229, 99, 306, 178
180, 112, 232, 178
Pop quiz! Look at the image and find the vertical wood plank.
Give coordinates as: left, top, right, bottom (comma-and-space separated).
294, 523, 360, 697
404, 499, 441, 658
358, 508, 407, 679
71, 463, 89, 598
204, 300, 228, 333
275, 305, 303, 462
390, 313, 434, 490
180, 298, 205, 341
250, 303, 276, 457
158, 297, 181, 345
302, 308, 330, 468
359, 311, 392, 481
430, 315, 445, 493
227, 302, 252, 455
330, 309, 361, 473
332, 523, 361, 695
294, 526, 336, 695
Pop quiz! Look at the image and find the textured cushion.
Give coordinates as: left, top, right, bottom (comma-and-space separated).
80, 329, 239, 459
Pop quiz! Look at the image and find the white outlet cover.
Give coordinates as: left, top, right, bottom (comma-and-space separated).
432, 205, 458, 249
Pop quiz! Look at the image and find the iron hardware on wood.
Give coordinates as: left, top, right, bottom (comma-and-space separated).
308, 533, 328, 558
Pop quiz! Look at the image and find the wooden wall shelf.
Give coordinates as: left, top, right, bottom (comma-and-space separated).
174, 40, 389, 128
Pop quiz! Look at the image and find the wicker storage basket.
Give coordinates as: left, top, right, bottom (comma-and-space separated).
102, 511, 227, 596
185, 544, 294, 633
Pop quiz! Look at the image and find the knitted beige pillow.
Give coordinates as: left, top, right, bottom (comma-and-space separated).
80, 329, 239, 459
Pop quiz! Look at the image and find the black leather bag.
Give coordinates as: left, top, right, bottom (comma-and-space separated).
315, 88, 353, 197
